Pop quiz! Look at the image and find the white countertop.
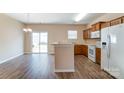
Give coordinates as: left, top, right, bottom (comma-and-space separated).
51, 42, 101, 48
52, 43, 73, 45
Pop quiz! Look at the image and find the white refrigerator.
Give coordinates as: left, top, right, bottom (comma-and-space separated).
101, 23, 124, 79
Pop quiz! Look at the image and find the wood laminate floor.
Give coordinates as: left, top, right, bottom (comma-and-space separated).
0, 54, 113, 79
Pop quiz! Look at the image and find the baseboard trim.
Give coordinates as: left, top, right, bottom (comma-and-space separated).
48, 52, 55, 55
24, 52, 33, 54
0, 53, 24, 64
24, 52, 54, 55
54, 69, 75, 72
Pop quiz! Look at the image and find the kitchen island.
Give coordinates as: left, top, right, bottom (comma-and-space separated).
52, 44, 75, 72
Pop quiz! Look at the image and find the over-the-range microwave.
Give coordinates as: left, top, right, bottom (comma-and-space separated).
91, 31, 100, 38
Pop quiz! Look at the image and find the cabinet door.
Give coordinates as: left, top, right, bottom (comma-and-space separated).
91, 23, 101, 31
74, 45, 88, 56
83, 30, 86, 39
110, 18, 122, 26
122, 16, 124, 23
83, 30, 88, 39
101, 22, 110, 29
83, 29, 91, 39
84, 45, 88, 57
96, 48, 101, 65
91, 22, 105, 32
91, 25, 96, 32
74, 45, 82, 55
95, 23, 101, 31
82, 45, 88, 57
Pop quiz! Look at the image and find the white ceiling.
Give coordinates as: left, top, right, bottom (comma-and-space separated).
5, 13, 105, 24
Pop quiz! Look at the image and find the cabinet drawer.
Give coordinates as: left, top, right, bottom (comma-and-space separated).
110, 18, 122, 26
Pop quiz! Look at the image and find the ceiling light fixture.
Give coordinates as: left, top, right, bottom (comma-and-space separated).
75, 13, 87, 22
23, 13, 32, 32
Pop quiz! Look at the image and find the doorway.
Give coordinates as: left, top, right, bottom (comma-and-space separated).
32, 32, 48, 53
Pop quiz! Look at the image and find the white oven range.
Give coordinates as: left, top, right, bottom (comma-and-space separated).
88, 45, 96, 62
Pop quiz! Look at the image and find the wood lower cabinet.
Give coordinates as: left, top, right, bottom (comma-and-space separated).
74, 45, 82, 55
82, 45, 88, 57
96, 48, 101, 65
74, 45, 88, 57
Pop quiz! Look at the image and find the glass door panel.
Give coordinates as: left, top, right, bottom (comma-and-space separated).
32, 33, 40, 53
32, 32, 48, 53
40, 32, 48, 53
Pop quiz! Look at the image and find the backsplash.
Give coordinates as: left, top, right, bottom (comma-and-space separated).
83, 39, 100, 45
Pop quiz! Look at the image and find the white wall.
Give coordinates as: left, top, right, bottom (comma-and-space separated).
24, 24, 86, 54
0, 14, 24, 63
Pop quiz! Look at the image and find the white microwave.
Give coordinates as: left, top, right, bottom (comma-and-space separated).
91, 31, 100, 38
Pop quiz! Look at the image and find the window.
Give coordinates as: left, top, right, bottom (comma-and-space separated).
68, 30, 77, 40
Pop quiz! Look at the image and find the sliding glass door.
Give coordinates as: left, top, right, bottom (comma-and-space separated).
32, 32, 48, 53
32, 33, 40, 53
39, 32, 48, 53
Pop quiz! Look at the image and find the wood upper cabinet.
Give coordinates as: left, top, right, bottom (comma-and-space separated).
74, 45, 88, 57
83, 28, 91, 39
83, 22, 105, 39
121, 16, 124, 23
110, 17, 122, 26
101, 22, 110, 29
91, 22, 105, 32
96, 48, 101, 65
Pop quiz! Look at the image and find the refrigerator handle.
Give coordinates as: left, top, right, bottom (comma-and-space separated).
107, 34, 111, 58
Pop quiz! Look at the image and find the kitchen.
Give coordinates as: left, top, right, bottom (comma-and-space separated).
27, 13, 124, 79
0, 13, 124, 79
74, 15, 124, 79
1, 0, 124, 92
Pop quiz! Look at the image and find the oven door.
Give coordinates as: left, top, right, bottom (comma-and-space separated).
88, 46, 96, 58
89, 49, 95, 57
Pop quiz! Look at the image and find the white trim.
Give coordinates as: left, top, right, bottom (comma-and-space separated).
48, 52, 55, 55
24, 52, 52, 54
24, 52, 33, 54
0, 53, 24, 64
54, 69, 75, 72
